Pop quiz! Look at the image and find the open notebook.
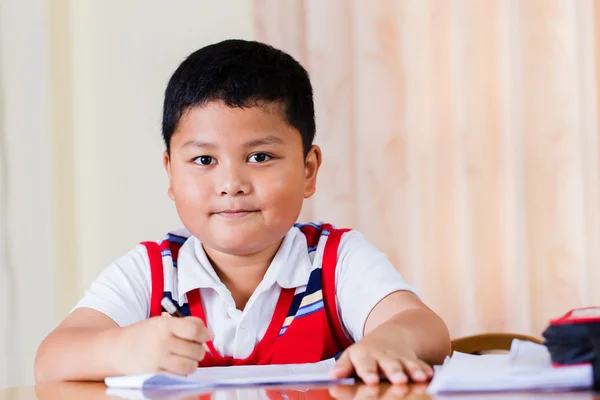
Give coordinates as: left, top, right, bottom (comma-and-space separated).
105, 358, 354, 390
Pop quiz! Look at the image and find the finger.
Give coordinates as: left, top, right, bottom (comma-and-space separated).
349, 348, 379, 385
168, 336, 206, 362
329, 350, 354, 379
170, 317, 213, 343
399, 358, 427, 383
160, 354, 198, 376
419, 360, 434, 379
377, 358, 408, 385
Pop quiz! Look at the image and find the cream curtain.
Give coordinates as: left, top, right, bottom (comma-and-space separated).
253, 0, 600, 338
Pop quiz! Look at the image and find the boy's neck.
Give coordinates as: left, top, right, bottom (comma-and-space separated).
203, 240, 283, 311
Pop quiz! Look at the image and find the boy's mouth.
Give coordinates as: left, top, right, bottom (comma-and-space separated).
213, 209, 258, 219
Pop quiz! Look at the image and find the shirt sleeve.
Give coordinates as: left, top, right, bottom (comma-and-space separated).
72, 244, 152, 327
335, 230, 419, 342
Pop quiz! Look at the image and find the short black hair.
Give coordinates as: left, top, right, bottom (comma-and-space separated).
162, 39, 315, 156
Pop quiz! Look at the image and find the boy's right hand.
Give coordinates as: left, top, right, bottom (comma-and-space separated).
115, 316, 213, 376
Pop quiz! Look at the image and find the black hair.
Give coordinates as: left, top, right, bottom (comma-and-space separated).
162, 39, 315, 156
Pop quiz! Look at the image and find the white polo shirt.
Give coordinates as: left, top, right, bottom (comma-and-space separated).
74, 224, 417, 359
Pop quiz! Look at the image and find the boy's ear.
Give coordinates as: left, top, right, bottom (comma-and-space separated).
163, 151, 175, 201
303, 145, 322, 199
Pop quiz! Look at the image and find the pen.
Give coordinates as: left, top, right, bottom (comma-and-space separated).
161, 297, 213, 356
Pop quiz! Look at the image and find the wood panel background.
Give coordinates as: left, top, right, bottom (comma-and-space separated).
253, 0, 600, 338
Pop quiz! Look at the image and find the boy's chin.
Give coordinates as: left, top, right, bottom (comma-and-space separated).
209, 231, 284, 257
207, 231, 264, 253
211, 242, 270, 257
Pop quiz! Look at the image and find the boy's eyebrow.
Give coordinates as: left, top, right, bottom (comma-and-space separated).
243, 135, 284, 147
182, 140, 215, 149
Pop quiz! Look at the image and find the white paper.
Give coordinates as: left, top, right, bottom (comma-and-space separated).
427, 339, 593, 394
105, 358, 353, 390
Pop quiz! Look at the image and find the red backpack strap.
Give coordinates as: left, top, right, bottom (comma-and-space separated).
141, 241, 164, 318
320, 225, 354, 350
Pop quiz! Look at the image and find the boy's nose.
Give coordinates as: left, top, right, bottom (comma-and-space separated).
220, 185, 247, 196
217, 167, 250, 196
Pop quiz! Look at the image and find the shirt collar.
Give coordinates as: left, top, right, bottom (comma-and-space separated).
176, 226, 312, 305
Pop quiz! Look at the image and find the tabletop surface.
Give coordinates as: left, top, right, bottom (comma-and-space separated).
0, 382, 598, 400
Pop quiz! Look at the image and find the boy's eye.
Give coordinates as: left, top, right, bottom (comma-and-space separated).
193, 156, 216, 165
248, 153, 272, 163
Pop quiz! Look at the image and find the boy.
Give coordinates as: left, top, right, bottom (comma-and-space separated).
35, 39, 451, 385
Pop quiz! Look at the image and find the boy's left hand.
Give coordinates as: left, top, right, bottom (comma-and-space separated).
329, 336, 434, 385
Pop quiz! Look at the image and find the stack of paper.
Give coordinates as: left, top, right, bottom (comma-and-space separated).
105, 358, 353, 390
427, 339, 593, 394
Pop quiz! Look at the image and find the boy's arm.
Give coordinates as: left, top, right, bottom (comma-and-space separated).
330, 231, 451, 385
35, 245, 212, 383
35, 307, 212, 383
364, 290, 451, 365
34, 308, 124, 383
35, 246, 150, 383
331, 291, 451, 385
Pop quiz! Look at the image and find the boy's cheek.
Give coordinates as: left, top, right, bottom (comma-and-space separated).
171, 177, 212, 201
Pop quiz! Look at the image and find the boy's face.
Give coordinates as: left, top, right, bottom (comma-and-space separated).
164, 101, 321, 256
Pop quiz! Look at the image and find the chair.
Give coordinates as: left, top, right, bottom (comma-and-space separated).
451, 333, 544, 355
